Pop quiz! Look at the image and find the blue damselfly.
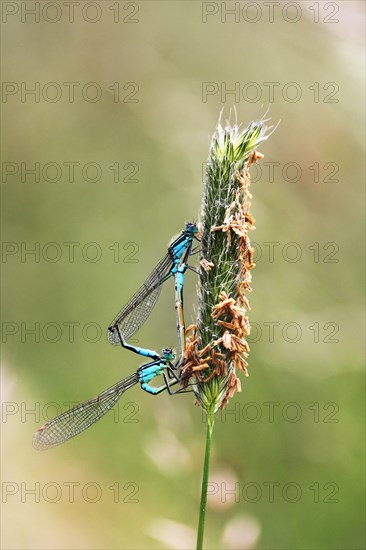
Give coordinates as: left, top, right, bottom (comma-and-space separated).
33, 344, 186, 450
107, 223, 200, 360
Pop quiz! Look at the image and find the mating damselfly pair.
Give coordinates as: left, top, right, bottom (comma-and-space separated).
33, 223, 200, 450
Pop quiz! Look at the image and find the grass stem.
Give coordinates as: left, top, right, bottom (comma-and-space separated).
196, 406, 215, 550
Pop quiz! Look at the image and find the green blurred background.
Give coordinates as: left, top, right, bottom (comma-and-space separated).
1, 1, 365, 549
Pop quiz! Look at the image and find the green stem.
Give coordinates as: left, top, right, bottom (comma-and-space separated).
196, 407, 215, 550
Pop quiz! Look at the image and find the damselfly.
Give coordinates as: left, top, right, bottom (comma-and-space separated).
33, 346, 185, 450
107, 223, 200, 359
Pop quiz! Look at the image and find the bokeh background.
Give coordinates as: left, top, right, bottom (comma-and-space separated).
1, 1, 365, 549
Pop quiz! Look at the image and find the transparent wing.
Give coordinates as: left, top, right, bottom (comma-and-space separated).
107, 253, 173, 344
33, 373, 138, 450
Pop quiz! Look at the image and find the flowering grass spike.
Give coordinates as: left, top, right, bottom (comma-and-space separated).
183, 116, 274, 550
183, 118, 271, 414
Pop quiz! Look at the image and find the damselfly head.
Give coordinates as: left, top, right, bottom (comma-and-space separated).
185, 222, 198, 235
162, 347, 175, 360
